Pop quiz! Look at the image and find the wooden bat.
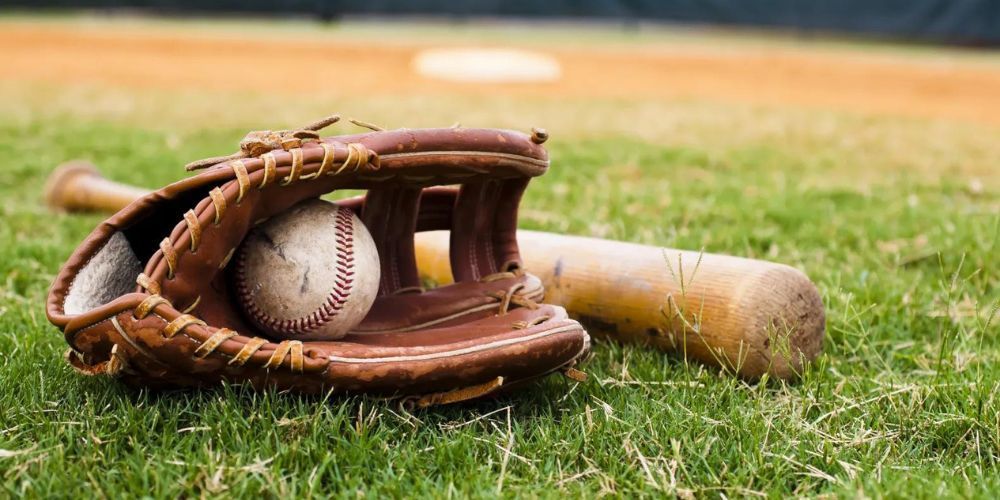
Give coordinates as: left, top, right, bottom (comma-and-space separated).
44, 161, 150, 214
45, 161, 825, 380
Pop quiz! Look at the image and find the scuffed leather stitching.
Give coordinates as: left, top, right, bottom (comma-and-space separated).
147, 312, 326, 365
329, 323, 580, 363
378, 150, 549, 167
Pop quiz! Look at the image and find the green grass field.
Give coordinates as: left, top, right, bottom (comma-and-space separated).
1, 17, 998, 498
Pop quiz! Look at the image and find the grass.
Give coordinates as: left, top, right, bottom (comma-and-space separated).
1, 21, 999, 499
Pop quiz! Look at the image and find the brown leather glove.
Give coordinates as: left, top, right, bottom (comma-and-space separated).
45, 117, 590, 407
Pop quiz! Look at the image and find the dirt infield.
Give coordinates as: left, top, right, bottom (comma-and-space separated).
4, 21, 1000, 126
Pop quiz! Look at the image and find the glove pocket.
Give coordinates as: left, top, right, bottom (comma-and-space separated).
315, 310, 590, 396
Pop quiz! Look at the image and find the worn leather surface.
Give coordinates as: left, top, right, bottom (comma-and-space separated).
47, 126, 590, 403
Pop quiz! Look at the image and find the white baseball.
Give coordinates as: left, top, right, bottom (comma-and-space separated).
233, 199, 380, 341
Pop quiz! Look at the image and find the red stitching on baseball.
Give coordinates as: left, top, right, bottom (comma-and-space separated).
234, 206, 357, 336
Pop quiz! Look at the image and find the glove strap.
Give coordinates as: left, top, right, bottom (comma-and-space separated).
404, 376, 505, 409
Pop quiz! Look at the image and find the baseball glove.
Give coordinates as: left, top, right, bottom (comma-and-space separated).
46, 116, 591, 407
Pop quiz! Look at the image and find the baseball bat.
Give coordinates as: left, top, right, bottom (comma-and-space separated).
44, 161, 150, 214
44, 161, 825, 380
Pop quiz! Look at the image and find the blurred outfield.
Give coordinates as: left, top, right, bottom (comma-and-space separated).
0, 15, 998, 497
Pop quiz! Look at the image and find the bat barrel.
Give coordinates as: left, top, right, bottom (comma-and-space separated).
44, 161, 151, 213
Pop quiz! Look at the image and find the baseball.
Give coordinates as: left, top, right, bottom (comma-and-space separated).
233, 199, 380, 341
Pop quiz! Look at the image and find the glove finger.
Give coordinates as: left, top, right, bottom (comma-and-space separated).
450, 178, 527, 282
360, 185, 422, 295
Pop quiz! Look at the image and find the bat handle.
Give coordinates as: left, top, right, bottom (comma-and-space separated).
44, 161, 151, 213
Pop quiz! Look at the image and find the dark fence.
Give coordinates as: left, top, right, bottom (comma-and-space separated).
6, 0, 1000, 45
